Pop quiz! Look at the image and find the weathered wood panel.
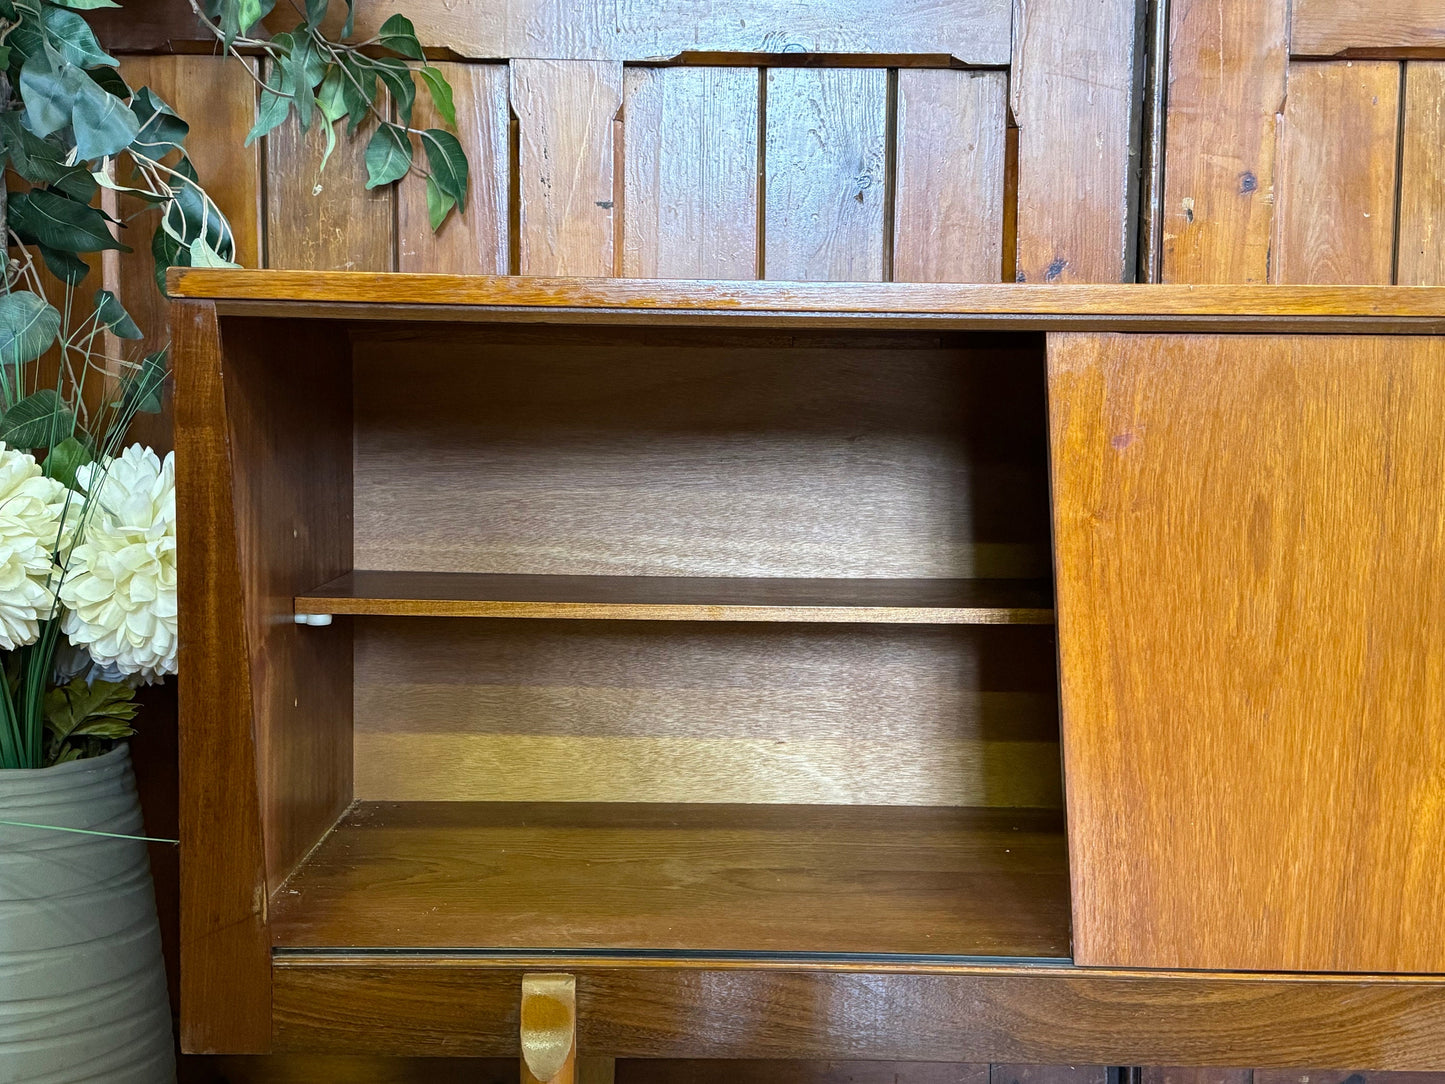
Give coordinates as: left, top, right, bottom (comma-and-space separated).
512, 59, 624, 276
264, 79, 393, 271
1398, 61, 1445, 285
397, 62, 509, 275
310, 0, 1013, 64
1011, 0, 1138, 282
621, 66, 759, 279
763, 67, 888, 281
1293, 0, 1445, 57
1273, 61, 1400, 284
1160, 0, 1289, 283
1052, 332, 1445, 973
893, 69, 1007, 283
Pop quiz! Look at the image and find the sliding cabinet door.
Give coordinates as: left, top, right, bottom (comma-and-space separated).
1049, 332, 1445, 973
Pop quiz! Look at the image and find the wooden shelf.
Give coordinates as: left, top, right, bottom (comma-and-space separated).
171, 270, 1445, 332
269, 802, 1071, 959
296, 572, 1055, 624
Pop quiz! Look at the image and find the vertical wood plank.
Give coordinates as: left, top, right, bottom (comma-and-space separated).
621, 66, 759, 279
1051, 331, 1445, 973
265, 71, 393, 271
1159, 0, 1288, 283
1398, 61, 1445, 285
172, 301, 271, 1053
893, 69, 1007, 283
1011, 0, 1138, 282
763, 67, 887, 281
398, 62, 509, 275
991, 1067, 1108, 1084
1142, 1071, 1251, 1084
107, 57, 260, 451
511, 59, 623, 277
1273, 61, 1400, 284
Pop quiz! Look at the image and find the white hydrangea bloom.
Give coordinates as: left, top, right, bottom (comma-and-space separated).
0, 442, 73, 650
60, 445, 177, 683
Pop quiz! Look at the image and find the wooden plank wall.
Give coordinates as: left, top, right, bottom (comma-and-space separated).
1160, 0, 1445, 284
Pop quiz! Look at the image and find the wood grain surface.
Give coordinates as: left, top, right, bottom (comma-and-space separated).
218, 317, 355, 888
1159, 0, 1289, 283
893, 69, 1007, 283
1292, 0, 1445, 57
268, 802, 1072, 957
1050, 332, 1445, 973
292, 0, 1014, 64
763, 67, 888, 281
1010, 0, 1138, 282
297, 572, 1055, 623
270, 960, 1445, 1067
264, 84, 392, 271
173, 301, 272, 1053
397, 62, 510, 275
168, 271, 1445, 322
352, 619, 1062, 805
1398, 62, 1445, 285
512, 60, 624, 276
351, 327, 1051, 579
1273, 61, 1400, 284
621, 66, 759, 279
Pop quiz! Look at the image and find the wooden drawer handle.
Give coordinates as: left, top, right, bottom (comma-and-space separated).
521, 973, 576, 1084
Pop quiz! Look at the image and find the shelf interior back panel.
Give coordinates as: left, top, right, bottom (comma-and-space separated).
348, 324, 1059, 808
269, 801, 1071, 959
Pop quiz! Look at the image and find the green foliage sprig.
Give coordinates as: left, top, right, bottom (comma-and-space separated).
190, 0, 470, 227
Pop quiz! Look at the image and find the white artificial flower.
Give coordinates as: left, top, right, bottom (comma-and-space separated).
60, 445, 177, 683
0, 442, 73, 650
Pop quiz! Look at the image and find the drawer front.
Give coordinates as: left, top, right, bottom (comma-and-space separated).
270, 958, 1445, 1068
1049, 332, 1445, 973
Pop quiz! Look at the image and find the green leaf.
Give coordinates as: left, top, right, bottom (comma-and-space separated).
288, 31, 326, 130
377, 13, 423, 58
304, 0, 326, 27
36, 243, 90, 283
129, 86, 189, 161
420, 127, 467, 205
211, 0, 276, 46
44, 435, 91, 488
416, 65, 456, 128
371, 57, 415, 126
114, 347, 167, 415
364, 122, 411, 189
425, 173, 454, 230
0, 389, 74, 448
246, 58, 292, 145
340, 0, 353, 38
10, 188, 130, 253
188, 236, 240, 268
1, 114, 97, 200
19, 46, 88, 137
51, 0, 122, 9
86, 65, 130, 98
316, 65, 347, 122
93, 289, 142, 339
40, 4, 117, 68
338, 53, 375, 135
72, 77, 141, 159
151, 228, 183, 294
44, 678, 139, 759
0, 292, 61, 366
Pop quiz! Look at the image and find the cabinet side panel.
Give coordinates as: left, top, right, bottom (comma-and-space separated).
222, 318, 355, 888
1050, 332, 1445, 973
174, 300, 271, 1052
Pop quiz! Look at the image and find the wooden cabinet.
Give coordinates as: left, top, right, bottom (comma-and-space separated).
171, 272, 1445, 1071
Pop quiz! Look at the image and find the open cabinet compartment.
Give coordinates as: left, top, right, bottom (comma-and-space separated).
219, 315, 1071, 963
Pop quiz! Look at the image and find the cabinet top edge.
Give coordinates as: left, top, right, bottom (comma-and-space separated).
167, 271, 1445, 326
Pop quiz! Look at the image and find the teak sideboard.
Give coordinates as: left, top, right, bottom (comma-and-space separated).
170, 271, 1445, 1073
